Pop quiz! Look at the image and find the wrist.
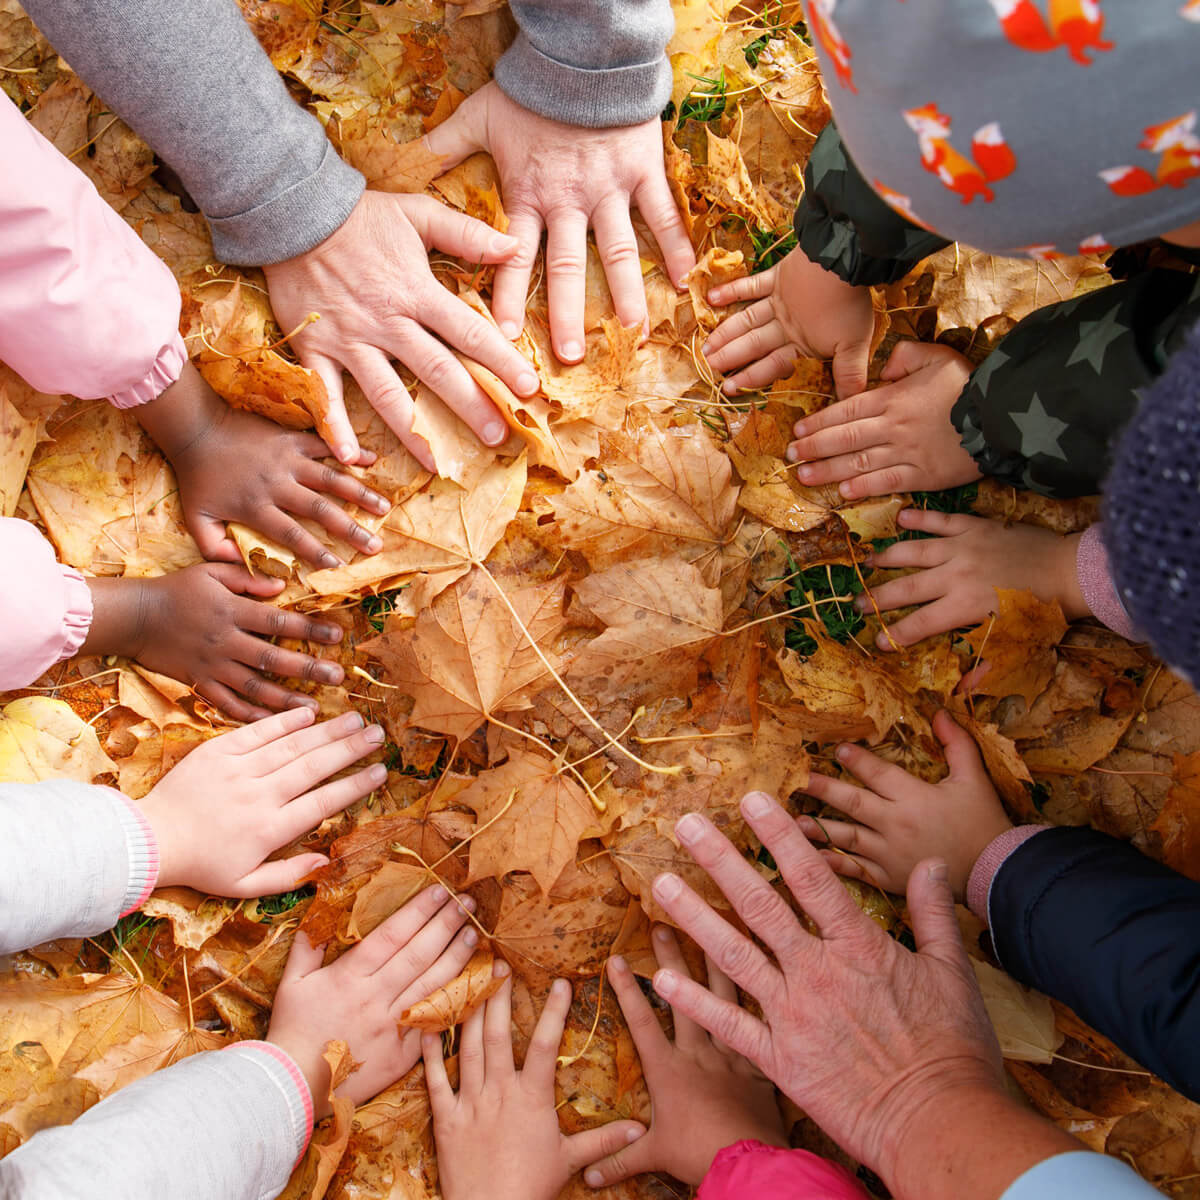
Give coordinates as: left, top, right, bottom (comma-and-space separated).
79, 577, 151, 661
135, 361, 227, 464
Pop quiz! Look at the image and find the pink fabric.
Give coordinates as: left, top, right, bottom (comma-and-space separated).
237, 1042, 315, 1161
698, 1141, 870, 1200
966, 826, 1052, 925
0, 517, 94, 690
0, 92, 186, 408
1076, 524, 1139, 640
114, 794, 160, 916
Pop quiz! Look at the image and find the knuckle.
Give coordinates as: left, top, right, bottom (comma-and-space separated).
420, 356, 458, 393
257, 646, 281, 676
852, 451, 873, 475
241, 674, 266, 699
320, 464, 341, 489
714, 932, 759, 980
279, 523, 306, 551
600, 238, 639, 269
545, 249, 586, 277
454, 318, 491, 357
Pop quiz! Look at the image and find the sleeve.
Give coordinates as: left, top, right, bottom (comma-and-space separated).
0, 518, 93, 691
697, 1140, 869, 1200
496, 0, 674, 128
0, 94, 186, 408
988, 825, 1200, 1101
0, 1042, 312, 1200
0, 779, 158, 954
1000, 1152, 1161, 1199
950, 270, 1200, 498
793, 123, 951, 287
18, 0, 364, 267
1076, 525, 1140, 639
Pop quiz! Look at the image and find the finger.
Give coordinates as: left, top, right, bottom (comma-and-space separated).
270, 720, 385, 804
194, 678, 272, 724
391, 924, 478, 1016
800, 769, 889, 828
907, 859, 971, 971
633, 172, 695, 287
206, 562, 289, 599
705, 954, 738, 1005
421, 101, 485, 170
836, 464, 921, 502
347, 885, 452, 973
341, 349, 432, 472
706, 264, 775, 308
895, 508, 978, 538
793, 816, 889, 865
861, 570, 948, 616
246, 710, 365, 775
293, 465, 391, 536
933, 710, 987, 780
832, 336, 872, 401
866, 538, 947, 571
214, 705, 316, 755
786, 415, 891, 467
792, 446, 898, 490
544, 207, 590, 362
220, 663, 318, 714
235, 600, 344, 647
834, 742, 928, 804
592, 193, 648, 334
877, 596, 967, 649
237, 852, 328, 898
187, 510, 242, 565
606, 955, 670, 1063
817, 848, 882, 886
791, 391, 886, 441
229, 629, 345, 689
879, 339, 928, 381
652, 968, 771, 1067
281, 927, 327, 984
491, 207, 544, 340
300, 351, 359, 464
523, 974, 572, 1091
574, 1122, 653, 1183
254, 504, 344, 571
421, 1031, 455, 1115
702, 299, 777, 363
379, 896, 473, 994
276, 763, 389, 842
483, 972, 515, 1079
458, 991, 486, 1093
648, 927, 705, 1051
720, 344, 801, 394
402, 193, 519, 264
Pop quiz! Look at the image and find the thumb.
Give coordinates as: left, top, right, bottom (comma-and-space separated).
831, 337, 871, 401
186, 510, 241, 565
402, 194, 519, 262
934, 710, 986, 780
280, 925, 329, 983
303, 351, 359, 465
240, 853, 329, 900
208, 562, 287, 599
907, 858, 969, 970
879, 339, 928, 382
422, 96, 486, 171
572, 1123, 652, 1186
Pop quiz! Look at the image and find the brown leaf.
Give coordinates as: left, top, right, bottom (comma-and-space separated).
400, 947, 503, 1032
964, 589, 1068, 707
1151, 752, 1200, 881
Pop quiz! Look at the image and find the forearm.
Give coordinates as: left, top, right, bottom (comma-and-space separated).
22, 0, 363, 265
498, 0, 674, 127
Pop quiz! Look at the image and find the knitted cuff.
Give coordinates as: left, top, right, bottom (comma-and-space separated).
55, 566, 94, 663
108, 331, 188, 410
229, 1042, 315, 1163
965, 825, 1051, 926
1076, 524, 1140, 640
113, 794, 160, 916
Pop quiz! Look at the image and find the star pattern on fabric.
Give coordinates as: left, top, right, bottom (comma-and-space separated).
1009, 392, 1071, 462
1065, 305, 1128, 374
971, 343, 1012, 399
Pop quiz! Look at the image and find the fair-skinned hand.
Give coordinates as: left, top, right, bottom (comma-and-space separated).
798, 711, 1014, 899
82, 565, 346, 722
136, 707, 387, 896
424, 83, 696, 362
582, 929, 786, 1189
268, 885, 479, 1118
136, 363, 389, 567
864, 511, 1088, 649
263, 190, 543, 468
785, 341, 981, 501
703, 244, 875, 400
423, 967, 646, 1200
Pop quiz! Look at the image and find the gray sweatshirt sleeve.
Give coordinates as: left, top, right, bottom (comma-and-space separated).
0, 781, 157, 954
19, 0, 364, 266
0, 1043, 311, 1200
497, 0, 674, 127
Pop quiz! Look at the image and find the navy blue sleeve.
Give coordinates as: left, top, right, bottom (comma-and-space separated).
990, 826, 1200, 1100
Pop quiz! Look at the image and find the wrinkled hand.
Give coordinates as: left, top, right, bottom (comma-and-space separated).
703, 245, 875, 399
583, 929, 786, 1189
799, 712, 1013, 898
864, 511, 1088, 648
268, 885, 478, 1117
264, 191, 542, 467
425, 82, 696, 362
786, 341, 980, 501
137, 707, 388, 896
83, 564, 347, 722
424, 968, 645, 1200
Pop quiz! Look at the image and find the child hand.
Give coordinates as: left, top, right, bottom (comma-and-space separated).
582, 929, 787, 1189
863, 511, 1088, 649
83, 564, 347, 722
135, 364, 391, 568
786, 341, 980, 501
268, 885, 479, 1117
798, 711, 1013, 899
703, 246, 875, 400
423, 968, 646, 1200
136, 707, 387, 896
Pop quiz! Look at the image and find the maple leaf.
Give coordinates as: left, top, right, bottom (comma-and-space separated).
0, 382, 40, 517
279, 1041, 357, 1200
1151, 751, 1200, 882
0, 698, 115, 783
964, 589, 1068, 707
400, 946, 505, 1032
970, 959, 1063, 1065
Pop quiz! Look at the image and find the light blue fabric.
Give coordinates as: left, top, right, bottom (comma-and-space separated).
1002, 1151, 1160, 1200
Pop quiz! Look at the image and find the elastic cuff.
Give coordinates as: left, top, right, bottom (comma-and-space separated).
232, 1042, 315, 1162
55, 566, 94, 663
966, 826, 1051, 926
495, 34, 673, 128
1076, 524, 1140, 639
113, 795, 160, 916
108, 332, 188, 410
207, 143, 365, 266
698, 1140, 868, 1199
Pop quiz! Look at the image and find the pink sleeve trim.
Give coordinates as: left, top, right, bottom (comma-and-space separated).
107, 330, 188, 410
1076, 525, 1140, 639
698, 1140, 869, 1200
966, 826, 1052, 926
55, 566, 95, 663
236, 1042, 315, 1161
113, 795, 160, 916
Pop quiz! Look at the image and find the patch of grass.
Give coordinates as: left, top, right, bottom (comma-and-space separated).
750, 223, 798, 273
783, 556, 866, 657
104, 914, 163, 971
911, 482, 979, 515
255, 886, 315, 917
678, 71, 728, 124
360, 586, 408, 632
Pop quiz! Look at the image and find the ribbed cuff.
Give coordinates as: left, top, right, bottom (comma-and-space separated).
113, 794, 160, 916
55, 566, 94, 663
495, 34, 673, 128
1076, 524, 1140, 640
966, 825, 1051, 926
208, 142, 365, 266
108, 332, 188, 410
231, 1042, 315, 1163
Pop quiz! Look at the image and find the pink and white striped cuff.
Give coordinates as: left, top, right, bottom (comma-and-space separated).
113, 794, 160, 916
965, 825, 1052, 926
232, 1042, 315, 1162
1076, 524, 1139, 640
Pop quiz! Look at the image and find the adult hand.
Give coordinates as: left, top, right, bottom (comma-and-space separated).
263, 191, 542, 468
424, 83, 696, 362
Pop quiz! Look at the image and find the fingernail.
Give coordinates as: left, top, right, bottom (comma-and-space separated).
493, 958, 511, 978
364, 724, 385, 743
430, 885, 447, 903
785, 444, 800, 462
465, 927, 479, 947
560, 341, 583, 362
836, 744, 851, 762
343, 711, 365, 730
292, 696, 320, 711
516, 370, 539, 395
793, 421, 808, 438
499, 320, 521, 340
460, 894, 477, 913
741, 791, 773, 819
876, 631, 892, 651
585, 1171, 604, 1188
372, 494, 391, 514
653, 968, 678, 998
482, 420, 507, 445
609, 954, 628, 973
552, 976, 570, 996
367, 764, 388, 784
490, 233, 517, 255
336, 443, 356, 462
854, 595, 868, 612
675, 813, 705, 844
701, 338, 712, 353
366, 535, 383, 553
928, 860, 949, 882
319, 663, 343, 684
653, 925, 671, 943
838, 482, 855, 499
318, 625, 341, 642
320, 552, 340, 570
721, 380, 736, 395
653, 873, 682, 902
797, 465, 815, 483
897, 508, 916, 526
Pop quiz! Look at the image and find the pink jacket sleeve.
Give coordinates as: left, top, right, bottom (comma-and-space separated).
0, 517, 93, 689
0, 93, 186, 408
698, 1141, 870, 1200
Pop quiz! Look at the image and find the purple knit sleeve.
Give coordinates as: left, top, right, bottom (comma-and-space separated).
1076, 524, 1140, 640
965, 826, 1052, 926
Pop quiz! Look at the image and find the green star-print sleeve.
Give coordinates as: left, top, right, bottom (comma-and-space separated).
951, 269, 1200, 497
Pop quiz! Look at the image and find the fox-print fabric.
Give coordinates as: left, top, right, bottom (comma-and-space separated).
803, 0, 1200, 256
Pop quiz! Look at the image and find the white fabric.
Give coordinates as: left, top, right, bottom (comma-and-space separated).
1002, 1151, 1160, 1200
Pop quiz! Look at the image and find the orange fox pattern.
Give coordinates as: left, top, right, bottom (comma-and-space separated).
805, 0, 855, 92
987, 0, 1113, 65
903, 104, 1017, 204
1100, 112, 1200, 198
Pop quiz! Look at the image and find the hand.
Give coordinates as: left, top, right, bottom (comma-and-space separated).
785, 341, 980, 501
136, 363, 390, 567
264, 191, 541, 468
423, 967, 646, 1200
136, 707, 387, 896
864, 511, 1088, 648
82, 564, 347, 722
703, 245, 875, 400
268, 885, 479, 1118
425, 83, 696, 362
798, 711, 1014, 899
582, 929, 786, 1189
